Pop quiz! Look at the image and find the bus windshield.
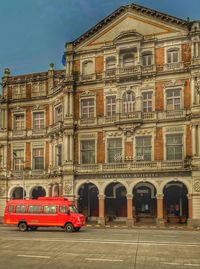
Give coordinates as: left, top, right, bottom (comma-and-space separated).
69, 206, 78, 213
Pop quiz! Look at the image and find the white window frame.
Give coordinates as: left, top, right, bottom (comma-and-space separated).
134, 135, 153, 161
13, 149, 24, 171
165, 46, 181, 64
13, 113, 25, 130
165, 133, 183, 161
55, 144, 62, 166
80, 139, 96, 164
122, 91, 135, 114
81, 60, 94, 76
105, 56, 116, 70
165, 88, 183, 111
32, 147, 45, 170
142, 91, 153, 113
106, 95, 116, 117
142, 51, 153, 66
31, 82, 46, 97
12, 85, 26, 99
32, 111, 45, 129
106, 137, 123, 163
54, 104, 63, 123
80, 97, 95, 119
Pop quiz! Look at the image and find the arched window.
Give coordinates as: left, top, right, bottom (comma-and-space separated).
167, 48, 179, 63
123, 54, 134, 67
82, 60, 93, 75
122, 91, 135, 114
106, 57, 116, 70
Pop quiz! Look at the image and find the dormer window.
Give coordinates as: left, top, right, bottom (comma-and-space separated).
167, 49, 179, 63
123, 53, 134, 67
142, 52, 152, 66
82, 60, 94, 75
106, 57, 116, 70
122, 91, 135, 114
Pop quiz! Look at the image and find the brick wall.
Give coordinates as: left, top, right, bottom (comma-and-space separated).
156, 47, 164, 71
95, 56, 104, 79
26, 84, 31, 99
8, 86, 12, 99
154, 127, 163, 160
74, 59, 80, 73
46, 81, 49, 95
96, 89, 104, 117
184, 79, 191, 109
26, 107, 32, 129
186, 125, 192, 157
25, 142, 31, 169
182, 43, 191, 67
125, 141, 133, 159
8, 110, 12, 130
97, 132, 105, 163
74, 91, 81, 120
155, 81, 164, 111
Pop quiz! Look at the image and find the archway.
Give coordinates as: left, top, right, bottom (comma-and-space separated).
163, 181, 188, 224
31, 186, 46, 199
11, 187, 26, 199
105, 182, 127, 222
78, 183, 99, 221
133, 182, 157, 222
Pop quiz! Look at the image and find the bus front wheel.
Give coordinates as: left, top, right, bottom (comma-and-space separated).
65, 223, 74, 232
18, 222, 28, 232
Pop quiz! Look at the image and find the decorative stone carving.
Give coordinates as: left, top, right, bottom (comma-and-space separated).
64, 183, 73, 194
0, 186, 5, 196
194, 180, 200, 192
118, 124, 141, 136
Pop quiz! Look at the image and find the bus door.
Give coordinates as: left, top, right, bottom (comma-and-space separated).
42, 205, 58, 226
58, 205, 71, 226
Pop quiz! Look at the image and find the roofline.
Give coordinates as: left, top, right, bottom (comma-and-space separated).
71, 3, 188, 48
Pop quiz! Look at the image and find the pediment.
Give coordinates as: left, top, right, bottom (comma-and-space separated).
73, 5, 188, 50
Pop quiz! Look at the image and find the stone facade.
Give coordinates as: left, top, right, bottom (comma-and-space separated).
0, 4, 200, 226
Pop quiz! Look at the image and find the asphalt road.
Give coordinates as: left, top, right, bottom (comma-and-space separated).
0, 225, 200, 269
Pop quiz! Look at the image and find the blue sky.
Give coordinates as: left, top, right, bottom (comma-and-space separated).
0, 0, 199, 93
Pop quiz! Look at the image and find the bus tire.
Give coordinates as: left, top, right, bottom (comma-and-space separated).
18, 222, 28, 232
65, 223, 74, 232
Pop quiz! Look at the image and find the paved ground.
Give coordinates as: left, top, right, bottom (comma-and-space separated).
0, 225, 200, 269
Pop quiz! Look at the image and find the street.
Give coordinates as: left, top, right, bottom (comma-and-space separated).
0, 226, 200, 269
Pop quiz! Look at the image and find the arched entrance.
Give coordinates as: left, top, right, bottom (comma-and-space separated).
163, 181, 188, 224
31, 186, 46, 199
105, 182, 127, 222
78, 183, 99, 221
133, 182, 157, 223
11, 187, 26, 199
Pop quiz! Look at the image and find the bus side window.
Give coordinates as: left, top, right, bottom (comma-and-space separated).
44, 205, 57, 214
8, 205, 14, 213
28, 205, 42, 213
16, 205, 26, 213
59, 206, 66, 213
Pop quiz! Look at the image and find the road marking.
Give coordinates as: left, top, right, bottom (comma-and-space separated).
17, 254, 50, 259
163, 262, 180, 265
2, 237, 200, 247
184, 264, 200, 267
85, 258, 123, 262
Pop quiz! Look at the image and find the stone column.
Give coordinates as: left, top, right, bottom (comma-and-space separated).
98, 195, 105, 225
48, 184, 52, 197
64, 93, 69, 117
63, 133, 69, 162
198, 125, 200, 156
156, 194, 165, 226
59, 183, 63, 196
69, 92, 73, 116
192, 125, 197, 156
126, 194, 134, 227
187, 194, 193, 227
69, 135, 74, 162
191, 77, 196, 105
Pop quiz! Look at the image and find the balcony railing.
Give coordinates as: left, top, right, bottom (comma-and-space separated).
75, 160, 189, 173
192, 57, 200, 65
164, 62, 184, 71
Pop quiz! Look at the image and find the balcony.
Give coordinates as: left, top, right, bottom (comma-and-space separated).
79, 74, 96, 82
158, 110, 187, 120
31, 128, 47, 136
11, 129, 27, 138
192, 57, 200, 66
75, 160, 189, 173
164, 62, 184, 71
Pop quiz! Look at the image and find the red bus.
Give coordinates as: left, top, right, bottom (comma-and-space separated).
4, 197, 85, 232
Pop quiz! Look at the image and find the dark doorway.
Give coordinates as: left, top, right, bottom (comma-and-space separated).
31, 186, 46, 199
12, 187, 26, 199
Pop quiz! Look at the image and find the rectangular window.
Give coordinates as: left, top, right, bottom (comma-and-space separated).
12, 85, 26, 99
32, 83, 46, 97
166, 134, 183, 160
33, 112, 45, 129
107, 138, 122, 163
135, 137, 152, 161
167, 50, 179, 63
55, 145, 62, 166
166, 89, 181, 111
142, 92, 152, 112
55, 105, 63, 123
14, 114, 24, 130
106, 96, 116, 116
13, 149, 24, 171
81, 98, 94, 119
16, 205, 26, 213
28, 205, 42, 213
80, 140, 95, 164
33, 148, 44, 170
142, 54, 152, 66
43, 205, 57, 214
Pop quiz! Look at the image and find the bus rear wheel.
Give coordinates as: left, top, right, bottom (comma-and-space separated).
65, 223, 74, 232
18, 222, 28, 232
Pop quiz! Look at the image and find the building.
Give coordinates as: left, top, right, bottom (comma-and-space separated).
0, 3, 200, 226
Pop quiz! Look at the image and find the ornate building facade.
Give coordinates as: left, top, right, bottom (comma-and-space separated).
0, 4, 200, 226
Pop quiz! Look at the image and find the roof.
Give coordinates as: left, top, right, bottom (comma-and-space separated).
72, 3, 188, 47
